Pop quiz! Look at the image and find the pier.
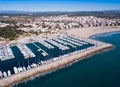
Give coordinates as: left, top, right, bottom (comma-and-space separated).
17, 44, 36, 59
32, 42, 48, 57
58, 38, 77, 48
59, 37, 82, 46
23, 45, 36, 58
39, 40, 54, 49
0, 44, 14, 61
66, 36, 88, 45
46, 39, 69, 50
53, 38, 76, 48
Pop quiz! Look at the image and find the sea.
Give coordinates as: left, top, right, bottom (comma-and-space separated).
13, 31, 120, 87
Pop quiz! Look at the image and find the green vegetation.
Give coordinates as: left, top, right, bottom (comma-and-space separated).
28, 30, 40, 35
0, 25, 26, 40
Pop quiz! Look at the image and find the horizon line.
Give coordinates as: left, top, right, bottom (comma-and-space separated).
0, 9, 120, 13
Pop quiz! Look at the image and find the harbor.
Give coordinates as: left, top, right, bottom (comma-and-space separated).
0, 35, 113, 87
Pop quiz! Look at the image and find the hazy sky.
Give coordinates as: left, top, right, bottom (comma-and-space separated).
0, 0, 120, 11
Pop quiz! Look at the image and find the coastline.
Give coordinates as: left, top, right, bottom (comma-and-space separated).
0, 26, 119, 87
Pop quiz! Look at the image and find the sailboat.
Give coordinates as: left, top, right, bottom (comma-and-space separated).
27, 57, 31, 70
13, 67, 18, 74
0, 71, 3, 78
3, 71, 7, 77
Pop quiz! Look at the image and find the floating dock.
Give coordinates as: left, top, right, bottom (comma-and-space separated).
46, 39, 69, 50
53, 38, 76, 48
59, 37, 82, 46
0, 44, 14, 61
17, 44, 36, 59
58, 38, 77, 48
65, 36, 88, 45
23, 45, 36, 58
39, 40, 54, 49
32, 43, 48, 57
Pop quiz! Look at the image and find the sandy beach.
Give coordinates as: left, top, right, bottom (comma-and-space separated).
0, 26, 119, 87
66, 26, 120, 38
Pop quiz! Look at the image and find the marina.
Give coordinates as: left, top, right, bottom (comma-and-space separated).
0, 35, 113, 87
0, 1, 120, 86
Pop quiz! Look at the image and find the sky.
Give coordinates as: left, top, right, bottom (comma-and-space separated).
0, 0, 120, 11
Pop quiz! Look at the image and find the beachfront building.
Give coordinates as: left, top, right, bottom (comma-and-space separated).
1, 16, 120, 33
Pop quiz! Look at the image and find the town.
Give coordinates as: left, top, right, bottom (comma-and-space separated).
0, 15, 120, 41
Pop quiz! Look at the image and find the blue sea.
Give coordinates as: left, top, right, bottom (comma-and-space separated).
13, 31, 120, 87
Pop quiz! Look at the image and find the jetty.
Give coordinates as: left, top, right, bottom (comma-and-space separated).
39, 40, 54, 49
0, 44, 14, 61
32, 43, 48, 57
17, 44, 36, 59
65, 36, 88, 45
58, 38, 77, 48
53, 38, 76, 48
46, 39, 69, 50
59, 37, 82, 46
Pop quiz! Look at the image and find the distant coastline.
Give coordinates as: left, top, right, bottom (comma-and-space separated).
0, 10, 120, 18
90, 30, 120, 39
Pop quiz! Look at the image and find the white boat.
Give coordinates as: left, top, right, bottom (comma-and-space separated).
38, 49, 41, 51
27, 65, 31, 70
3, 71, 7, 77
7, 70, 11, 76
18, 67, 23, 72
31, 63, 37, 67
0, 71, 2, 78
13, 67, 18, 74
23, 67, 26, 71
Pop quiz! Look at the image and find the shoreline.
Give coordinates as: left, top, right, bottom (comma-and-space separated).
89, 30, 120, 39
1, 26, 120, 45
0, 26, 119, 87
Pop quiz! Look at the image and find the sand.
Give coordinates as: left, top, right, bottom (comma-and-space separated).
0, 26, 119, 87
66, 26, 120, 38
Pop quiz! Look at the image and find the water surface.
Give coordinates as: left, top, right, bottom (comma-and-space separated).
16, 31, 120, 87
